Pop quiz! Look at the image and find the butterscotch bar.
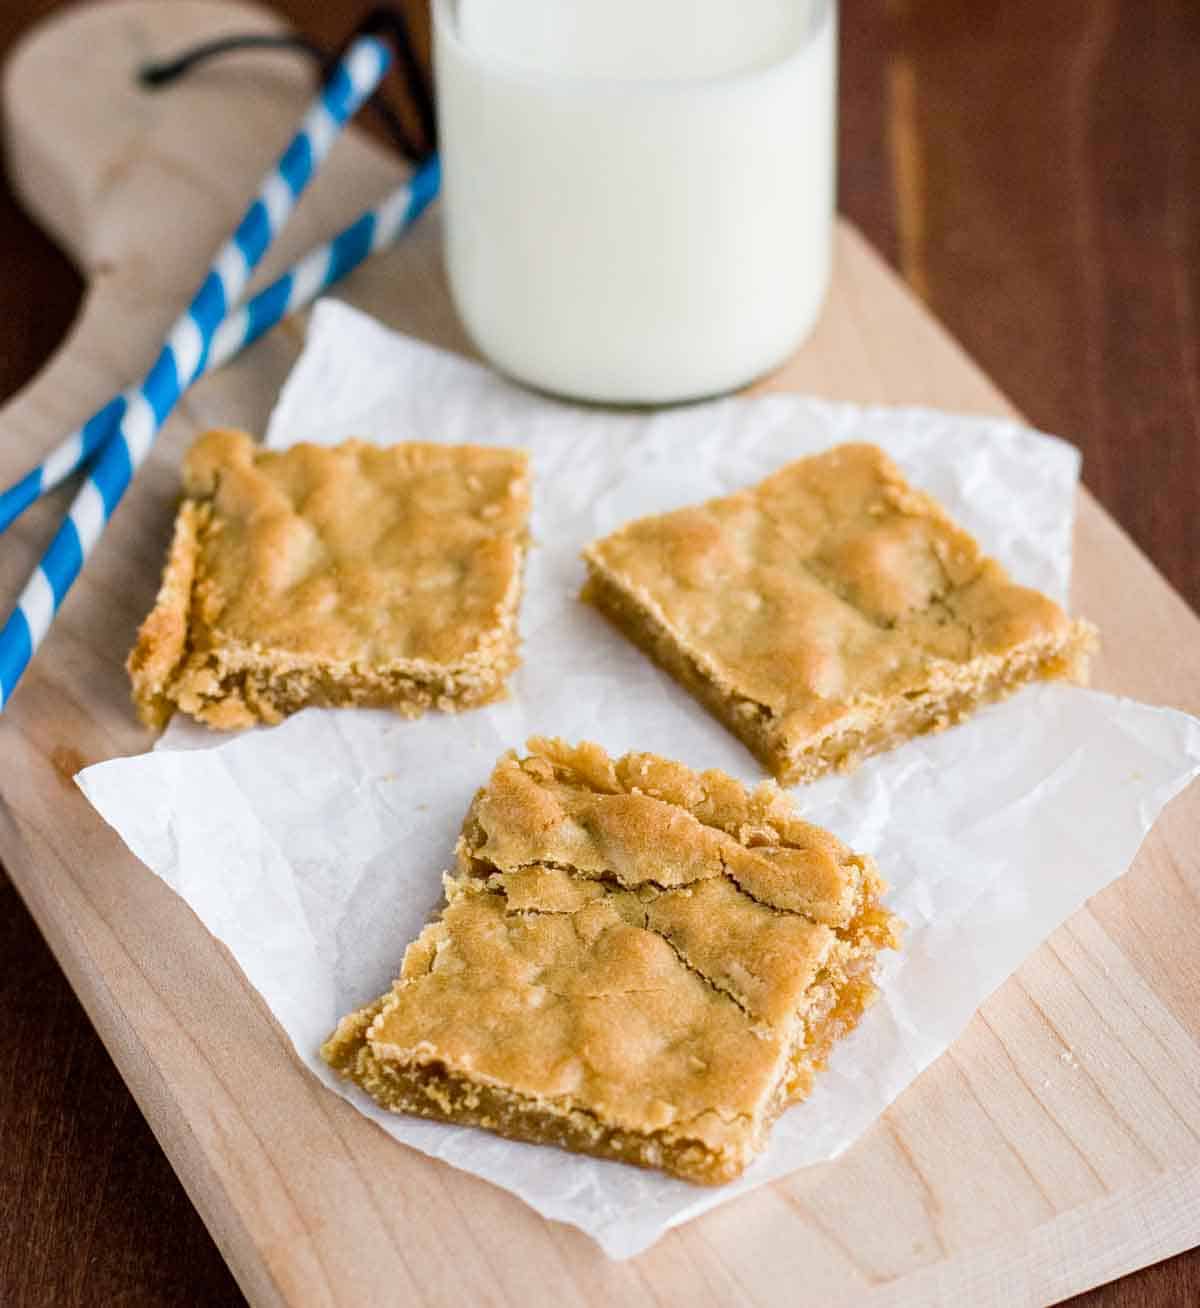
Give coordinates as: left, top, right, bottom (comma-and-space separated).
323, 738, 901, 1185
582, 443, 1096, 784
128, 429, 530, 729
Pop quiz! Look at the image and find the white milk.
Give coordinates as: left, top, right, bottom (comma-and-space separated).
433, 0, 836, 404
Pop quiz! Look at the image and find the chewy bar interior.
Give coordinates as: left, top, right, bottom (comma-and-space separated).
128, 430, 531, 730
582, 442, 1097, 784
323, 738, 901, 1185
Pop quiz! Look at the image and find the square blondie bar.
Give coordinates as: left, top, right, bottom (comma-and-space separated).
322, 738, 901, 1185
128, 429, 530, 729
582, 443, 1096, 784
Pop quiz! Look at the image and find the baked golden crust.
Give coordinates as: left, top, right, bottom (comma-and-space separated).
127, 429, 531, 729
582, 443, 1097, 783
322, 739, 901, 1185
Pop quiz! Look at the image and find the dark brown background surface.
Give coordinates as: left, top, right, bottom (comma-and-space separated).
1, 1, 1197, 1304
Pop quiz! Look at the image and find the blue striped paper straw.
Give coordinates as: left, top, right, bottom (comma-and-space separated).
0, 35, 392, 710
0, 397, 128, 535
0, 154, 440, 534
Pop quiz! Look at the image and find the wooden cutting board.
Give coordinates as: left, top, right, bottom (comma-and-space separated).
2, 4, 1198, 1305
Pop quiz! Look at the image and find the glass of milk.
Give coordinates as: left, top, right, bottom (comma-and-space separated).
433, 0, 837, 405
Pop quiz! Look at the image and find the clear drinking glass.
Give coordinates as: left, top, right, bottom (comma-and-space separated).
433, 0, 837, 405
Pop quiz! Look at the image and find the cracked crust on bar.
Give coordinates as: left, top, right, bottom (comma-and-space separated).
322, 739, 901, 1185
581, 442, 1097, 784
127, 429, 531, 730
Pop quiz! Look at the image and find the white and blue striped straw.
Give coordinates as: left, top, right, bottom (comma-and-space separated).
0, 34, 392, 710
0, 154, 439, 535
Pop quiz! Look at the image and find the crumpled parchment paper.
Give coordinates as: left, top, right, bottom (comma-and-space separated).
78, 301, 1200, 1258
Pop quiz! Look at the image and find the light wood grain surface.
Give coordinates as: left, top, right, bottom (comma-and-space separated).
1, 2, 1197, 1304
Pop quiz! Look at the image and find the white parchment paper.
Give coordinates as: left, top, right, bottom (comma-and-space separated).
79, 302, 1200, 1258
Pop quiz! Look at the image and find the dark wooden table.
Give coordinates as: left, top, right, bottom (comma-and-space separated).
1, 1, 1196, 1303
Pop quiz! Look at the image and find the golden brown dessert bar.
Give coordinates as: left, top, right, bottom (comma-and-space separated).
128, 429, 531, 729
582, 443, 1097, 785
323, 738, 901, 1185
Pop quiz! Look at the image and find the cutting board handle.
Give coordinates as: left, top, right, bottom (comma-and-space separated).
0, 0, 410, 446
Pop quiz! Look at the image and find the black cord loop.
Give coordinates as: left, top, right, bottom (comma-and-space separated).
138, 5, 436, 164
